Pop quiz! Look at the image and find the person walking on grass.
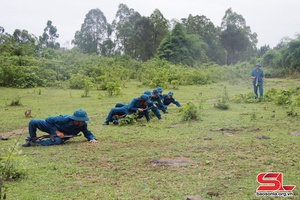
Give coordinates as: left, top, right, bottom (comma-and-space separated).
251, 62, 265, 100
22, 109, 98, 147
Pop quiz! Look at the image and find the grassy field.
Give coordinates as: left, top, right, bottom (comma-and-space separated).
1, 78, 300, 200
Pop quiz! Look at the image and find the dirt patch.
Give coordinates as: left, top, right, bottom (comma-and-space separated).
211, 127, 260, 136
0, 128, 27, 140
291, 131, 300, 136
150, 157, 193, 167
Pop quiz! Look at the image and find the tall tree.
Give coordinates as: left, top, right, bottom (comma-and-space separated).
13, 29, 38, 56
257, 45, 270, 58
157, 23, 207, 66
148, 9, 169, 58
73, 9, 112, 55
40, 20, 60, 49
220, 8, 257, 65
113, 4, 141, 57
281, 39, 300, 71
0, 26, 4, 33
133, 16, 153, 61
181, 14, 225, 64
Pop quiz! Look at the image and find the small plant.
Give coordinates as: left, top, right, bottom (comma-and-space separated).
38, 88, 42, 95
264, 88, 277, 102
81, 80, 92, 97
1, 141, 27, 199
275, 90, 292, 106
286, 106, 298, 117
232, 94, 244, 103
171, 80, 179, 90
181, 102, 199, 122
244, 92, 257, 103
10, 96, 22, 106
215, 86, 230, 110
250, 112, 257, 121
118, 113, 138, 126
294, 95, 300, 106
106, 82, 121, 96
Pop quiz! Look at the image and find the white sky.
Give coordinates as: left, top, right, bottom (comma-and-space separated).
1, 0, 299, 49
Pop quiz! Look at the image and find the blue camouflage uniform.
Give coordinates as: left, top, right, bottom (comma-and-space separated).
143, 90, 162, 120
151, 89, 167, 114
25, 110, 96, 146
162, 92, 181, 108
103, 95, 150, 125
157, 87, 163, 99
251, 63, 265, 98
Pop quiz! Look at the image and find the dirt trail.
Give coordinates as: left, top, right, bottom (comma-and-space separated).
0, 128, 27, 140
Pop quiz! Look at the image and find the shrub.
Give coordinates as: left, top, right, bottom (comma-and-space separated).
69, 73, 89, 89
275, 90, 292, 105
232, 94, 244, 103
106, 82, 121, 96
81, 80, 93, 97
181, 102, 199, 122
1, 142, 27, 197
118, 114, 138, 126
171, 80, 179, 90
264, 88, 278, 102
215, 86, 230, 110
10, 96, 22, 106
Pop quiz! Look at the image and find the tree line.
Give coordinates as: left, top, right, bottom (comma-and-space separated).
0, 4, 300, 89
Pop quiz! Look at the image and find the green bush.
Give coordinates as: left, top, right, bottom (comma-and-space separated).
69, 73, 90, 89
171, 80, 179, 89
10, 96, 22, 106
275, 90, 292, 105
181, 102, 199, 122
118, 114, 138, 126
264, 88, 278, 102
1, 143, 27, 181
215, 86, 230, 109
106, 81, 121, 96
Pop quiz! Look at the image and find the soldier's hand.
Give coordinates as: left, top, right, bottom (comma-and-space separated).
56, 131, 65, 138
89, 139, 98, 143
138, 108, 144, 112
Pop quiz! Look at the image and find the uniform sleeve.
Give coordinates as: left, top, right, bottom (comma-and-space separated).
45, 116, 61, 135
157, 96, 167, 113
81, 124, 96, 141
172, 98, 181, 107
251, 70, 255, 77
128, 98, 139, 113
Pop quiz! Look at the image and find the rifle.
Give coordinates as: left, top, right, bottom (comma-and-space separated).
256, 75, 259, 86
26, 134, 81, 142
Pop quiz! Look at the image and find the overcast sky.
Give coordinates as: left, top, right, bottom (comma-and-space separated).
1, 0, 299, 49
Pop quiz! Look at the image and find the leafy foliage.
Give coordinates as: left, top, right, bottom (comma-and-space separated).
181, 102, 199, 122
73, 9, 112, 55
220, 8, 257, 65
0, 145, 26, 180
10, 96, 22, 106
39, 20, 60, 49
118, 113, 138, 126
157, 23, 208, 66
214, 86, 230, 110
274, 89, 292, 106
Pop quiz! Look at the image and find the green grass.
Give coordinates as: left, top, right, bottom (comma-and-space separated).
1, 79, 300, 199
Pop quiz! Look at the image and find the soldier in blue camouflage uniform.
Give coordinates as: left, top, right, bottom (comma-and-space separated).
151, 89, 167, 114
103, 94, 150, 125
162, 91, 181, 108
